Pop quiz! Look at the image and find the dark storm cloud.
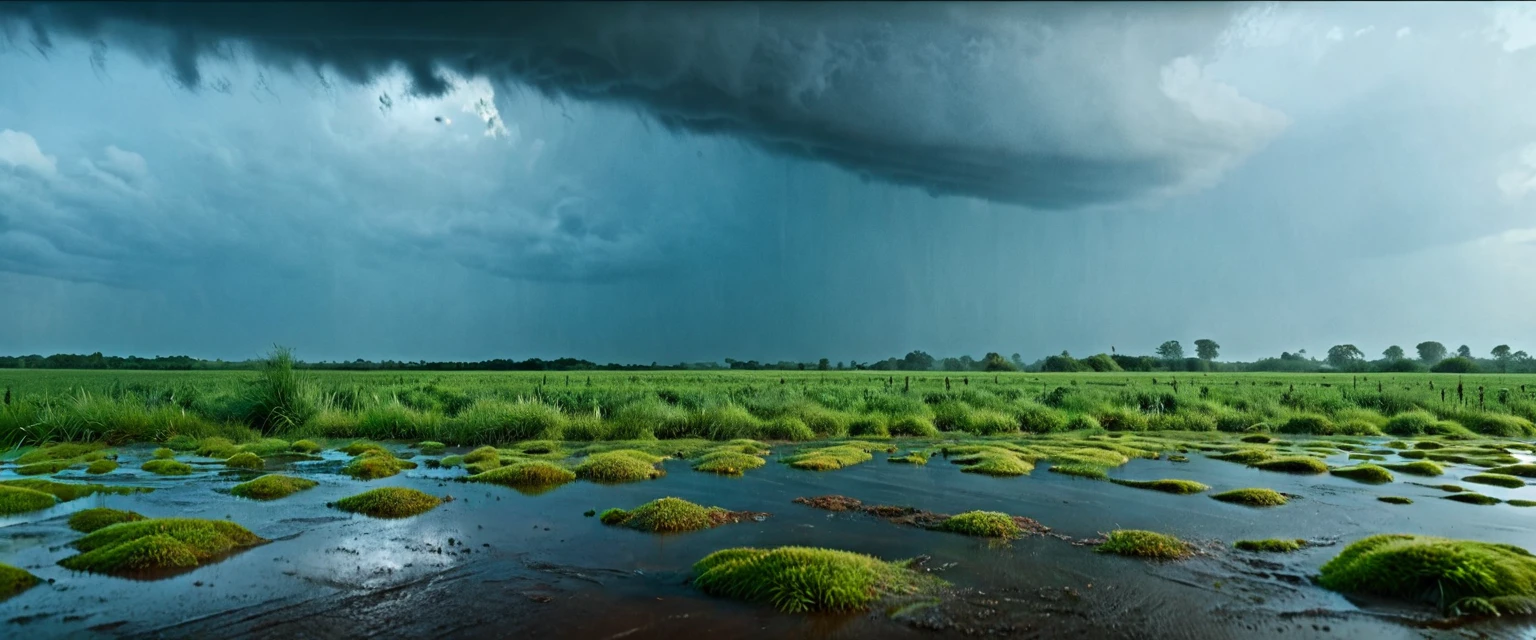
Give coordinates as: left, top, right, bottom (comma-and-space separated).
0, 1, 1285, 209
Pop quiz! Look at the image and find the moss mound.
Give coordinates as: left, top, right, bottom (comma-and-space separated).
599, 497, 747, 533
152, 448, 176, 459
0, 485, 59, 515
1049, 462, 1109, 480
231, 474, 319, 500
1509, 500, 1536, 508
341, 452, 413, 480
1487, 463, 1536, 478
68, 508, 147, 533
1382, 461, 1444, 477
0, 479, 150, 501
59, 518, 265, 575
85, 459, 118, 475
339, 440, 386, 456
1378, 496, 1414, 505
1235, 538, 1305, 552
17, 442, 106, 465
888, 451, 930, 465
332, 487, 442, 519
1240, 434, 1275, 444
1253, 456, 1329, 474
574, 451, 665, 482
462, 445, 502, 465
16, 461, 72, 475
1445, 493, 1502, 506
1096, 530, 1194, 559
290, 439, 322, 454
1465, 473, 1525, 489
224, 452, 265, 470
1, 563, 39, 602
1212, 488, 1288, 507
195, 437, 240, 459
412, 440, 446, 455
692, 546, 940, 613
1319, 534, 1536, 616
1109, 478, 1210, 494
937, 511, 1022, 538
1330, 464, 1395, 484
465, 461, 576, 488
1211, 448, 1274, 464
141, 459, 193, 476
693, 451, 767, 475
784, 444, 874, 471
948, 447, 1034, 476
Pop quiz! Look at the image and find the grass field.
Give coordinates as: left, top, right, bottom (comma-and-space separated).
3, 353, 1535, 448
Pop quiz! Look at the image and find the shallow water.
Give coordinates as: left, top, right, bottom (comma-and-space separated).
3, 440, 1535, 639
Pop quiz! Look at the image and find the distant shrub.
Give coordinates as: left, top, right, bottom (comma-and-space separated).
1012, 402, 1068, 433
611, 398, 688, 439
931, 401, 973, 432
847, 413, 891, 438
1096, 407, 1148, 432
1384, 410, 1437, 436
795, 406, 851, 438
761, 416, 816, 441
1279, 414, 1335, 435
1081, 354, 1122, 372
963, 410, 1017, 435
694, 404, 763, 441
888, 415, 939, 437
1065, 414, 1100, 432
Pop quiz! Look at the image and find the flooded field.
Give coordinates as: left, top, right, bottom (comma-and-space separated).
4, 436, 1536, 639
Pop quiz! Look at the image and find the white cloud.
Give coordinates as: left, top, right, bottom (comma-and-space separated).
1488, 3, 1536, 52
1326, 26, 1344, 41
1354, 26, 1376, 37
100, 146, 149, 181
1497, 143, 1536, 199
1396, 27, 1412, 39
0, 129, 58, 176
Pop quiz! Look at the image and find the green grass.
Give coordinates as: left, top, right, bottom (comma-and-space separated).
58, 518, 266, 575
1252, 456, 1329, 474
141, 459, 193, 476
936, 511, 1022, 538
692, 450, 767, 475
1319, 535, 1536, 615
1330, 464, 1395, 484
1235, 538, 1305, 552
691, 546, 942, 613
465, 461, 576, 488
224, 452, 265, 470
0, 478, 151, 501
1, 564, 39, 602
290, 439, 322, 454
152, 448, 175, 459
1212, 488, 1288, 507
1509, 500, 1536, 508
1109, 478, 1210, 494
598, 497, 743, 533
341, 451, 416, 480
1465, 473, 1525, 489
85, 459, 118, 474
332, 487, 442, 518
1445, 493, 1502, 506
1049, 462, 1110, 480
573, 450, 665, 482
0, 485, 58, 515
1381, 461, 1444, 476
230, 474, 319, 500
68, 508, 146, 533
783, 444, 875, 471
1486, 463, 1536, 478
1378, 496, 1414, 505
1096, 530, 1194, 559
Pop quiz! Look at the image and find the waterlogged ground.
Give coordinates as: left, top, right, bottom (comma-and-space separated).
5, 439, 1536, 639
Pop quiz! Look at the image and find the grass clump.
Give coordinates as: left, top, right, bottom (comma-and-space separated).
1096, 530, 1194, 559
599, 497, 744, 533
1382, 461, 1444, 477
1465, 473, 1525, 489
332, 487, 442, 519
0, 485, 58, 515
224, 452, 265, 470
290, 439, 322, 454
1049, 462, 1109, 480
937, 511, 1022, 538
340, 440, 387, 456
1, 564, 39, 602
1253, 456, 1329, 475
341, 451, 415, 480
141, 459, 193, 476
85, 459, 118, 474
784, 444, 874, 471
59, 518, 265, 575
693, 450, 767, 475
16, 442, 107, 465
691, 546, 940, 613
1236, 538, 1305, 553
1510, 500, 1536, 507
1330, 464, 1395, 484
1318, 534, 1536, 616
574, 450, 665, 482
0, 479, 150, 501
888, 451, 930, 465
67, 508, 146, 533
230, 474, 319, 500
195, 437, 240, 459
947, 446, 1035, 476
1487, 464, 1536, 478
465, 461, 576, 488
1211, 448, 1274, 465
1109, 478, 1210, 494
152, 448, 175, 459
1212, 488, 1288, 507
1445, 493, 1502, 506
1378, 496, 1414, 505
415, 441, 446, 454
16, 461, 72, 475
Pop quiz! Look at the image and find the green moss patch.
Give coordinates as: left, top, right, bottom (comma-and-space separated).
465, 461, 576, 488
1509, 500, 1536, 508
1212, 488, 1288, 507
1465, 474, 1526, 489
1109, 478, 1210, 494
936, 511, 1022, 538
1330, 464, 1395, 484
887, 451, 930, 465
1240, 434, 1275, 444
692, 450, 767, 475
339, 440, 387, 456
0, 479, 151, 502
1235, 538, 1305, 553
599, 497, 762, 533
85, 459, 118, 475
1049, 462, 1109, 480
1, 564, 39, 602
784, 444, 875, 471
1211, 448, 1274, 465
141, 459, 194, 476
290, 439, 322, 454
231, 474, 319, 500
224, 452, 265, 470
574, 450, 666, 482
948, 447, 1034, 476
59, 518, 266, 576
341, 451, 416, 480
68, 508, 146, 533
152, 448, 175, 459
1378, 496, 1414, 505
17, 442, 107, 465
332, 487, 442, 519
196, 437, 240, 459
1487, 463, 1536, 478
692, 546, 942, 613
1096, 530, 1194, 560
1253, 456, 1330, 474
16, 461, 72, 475
1319, 534, 1536, 616
0, 485, 59, 515
1382, 461, 1444, 477
1445, 493, 1502, 506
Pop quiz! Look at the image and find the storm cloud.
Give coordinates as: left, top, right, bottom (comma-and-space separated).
1, 1, 1287, 209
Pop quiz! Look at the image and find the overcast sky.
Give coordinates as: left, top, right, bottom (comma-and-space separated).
1, 2, 1534, 363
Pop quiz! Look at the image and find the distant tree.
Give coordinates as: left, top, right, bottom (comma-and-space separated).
1043, 351, 1090, 372
1326, 344, 1365, 368
1457, 345, 1472, 358
1431, 356, 1477, 373
1416, 341, 1447, 365
817, 358, 830, 371
1492, 345, 1513, 372
1010, 353, 1025, 369
1194, 339, 1220, 361
1382, 345, 1405, 361
836, 361, 846, 370
1082, 353, 1122, 372
900, 350, 935, 371
1156, 340, 1184, 361
982, 352, 1017, 372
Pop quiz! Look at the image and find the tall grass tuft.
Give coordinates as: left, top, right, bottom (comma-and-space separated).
244, 347, 316, 435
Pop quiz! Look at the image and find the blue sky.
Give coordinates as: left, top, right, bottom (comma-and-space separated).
1, 2, 1534, 363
